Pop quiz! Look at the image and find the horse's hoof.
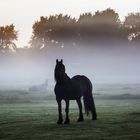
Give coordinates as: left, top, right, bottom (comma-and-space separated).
92, 116, 97, 120
57, 121, 63, 124
64, 119, 70, 124
57, 119, 63, 124
92, 117, 97, 120
77, 118, 84, 122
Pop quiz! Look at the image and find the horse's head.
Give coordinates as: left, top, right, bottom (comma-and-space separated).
55, 59, 65, 83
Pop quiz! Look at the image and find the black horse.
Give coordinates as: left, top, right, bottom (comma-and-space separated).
54, 59, 97, 124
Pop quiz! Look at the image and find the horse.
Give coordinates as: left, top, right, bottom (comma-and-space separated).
54, 59, 97, 124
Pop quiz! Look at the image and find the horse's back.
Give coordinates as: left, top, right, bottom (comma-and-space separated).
71, 75, 92, 93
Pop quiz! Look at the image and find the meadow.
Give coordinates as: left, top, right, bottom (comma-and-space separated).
0, 98, 140, 140
0, 84, 140, 140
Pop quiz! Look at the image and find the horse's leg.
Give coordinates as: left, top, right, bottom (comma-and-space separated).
76, 98, 84, 122
56, 99, 63, 124
64, 100, 70, 124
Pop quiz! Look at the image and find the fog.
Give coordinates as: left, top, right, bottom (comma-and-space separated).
0, 41, 140, 91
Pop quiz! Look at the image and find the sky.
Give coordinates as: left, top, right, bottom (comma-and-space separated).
0, 0, 140, 48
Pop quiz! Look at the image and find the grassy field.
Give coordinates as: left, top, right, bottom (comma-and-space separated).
0, 99, 140, 140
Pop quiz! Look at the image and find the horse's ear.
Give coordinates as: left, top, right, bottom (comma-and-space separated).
60, 59, 63, 63
56, 59, 58, 63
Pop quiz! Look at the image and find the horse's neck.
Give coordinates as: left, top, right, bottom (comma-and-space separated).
64, 73, 71, 82
56, 73, 71, 84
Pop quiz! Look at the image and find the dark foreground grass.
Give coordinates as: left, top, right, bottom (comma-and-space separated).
0, 99, 140, 140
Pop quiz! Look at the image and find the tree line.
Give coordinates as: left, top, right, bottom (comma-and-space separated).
0, 8, 140, 52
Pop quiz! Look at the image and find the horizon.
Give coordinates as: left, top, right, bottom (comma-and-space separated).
0, 0, 140, 48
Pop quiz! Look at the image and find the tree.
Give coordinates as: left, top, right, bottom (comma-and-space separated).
0, 24, 18, 52
78, 8, 123, 40
124, 13, 140, 41
30, 14, 77, 49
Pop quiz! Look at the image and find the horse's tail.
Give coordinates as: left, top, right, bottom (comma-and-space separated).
83, 91, 97, 120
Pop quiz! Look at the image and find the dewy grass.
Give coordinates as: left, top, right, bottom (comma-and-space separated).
0, 99, 140, 140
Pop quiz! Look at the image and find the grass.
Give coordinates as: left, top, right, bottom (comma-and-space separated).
0, 99, 140, 140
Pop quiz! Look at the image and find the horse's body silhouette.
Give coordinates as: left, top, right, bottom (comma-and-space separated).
54, 59, 97, 124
